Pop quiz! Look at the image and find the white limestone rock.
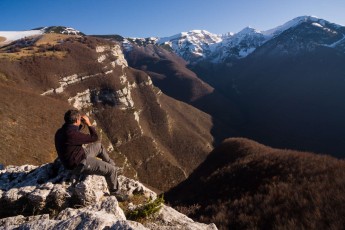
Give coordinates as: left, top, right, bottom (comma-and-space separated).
111, 220, 149, 230
118, 175, 156, 200
68, 89, 92, 110
98, 54, 106, 63
3, 188, 21, 203
73, 175, 108, 205
0, 214, 51, 230
0, 162, 218, 230
146, 205, 218, 230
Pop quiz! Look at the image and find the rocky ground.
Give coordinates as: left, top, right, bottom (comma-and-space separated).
0, 160, 217, 230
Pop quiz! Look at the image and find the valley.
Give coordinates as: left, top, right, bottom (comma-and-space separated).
1, 16, 345, 229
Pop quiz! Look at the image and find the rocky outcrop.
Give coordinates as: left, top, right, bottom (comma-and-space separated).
0, 161, 217, 229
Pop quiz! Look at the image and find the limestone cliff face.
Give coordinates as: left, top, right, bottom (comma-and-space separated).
0, 162, 217, 230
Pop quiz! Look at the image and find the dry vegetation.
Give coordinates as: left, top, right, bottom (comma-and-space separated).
0, 34, 113, 166
35, 34, 77, 46
0, 83, 71, 165
167, 138, 345, 230
0, 34, 215, 192
0, 35, 107, 93
0, 35, 66, 60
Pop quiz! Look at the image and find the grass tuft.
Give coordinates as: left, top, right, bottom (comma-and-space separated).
125, 195, 164, 221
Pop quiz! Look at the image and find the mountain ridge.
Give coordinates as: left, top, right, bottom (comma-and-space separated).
2, 15, 343, 63
123, 15, 344, 63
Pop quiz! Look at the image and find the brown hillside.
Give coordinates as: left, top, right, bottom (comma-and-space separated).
0, 34, 215, 191
0, 83, 71, 165
166, 138, 345, 230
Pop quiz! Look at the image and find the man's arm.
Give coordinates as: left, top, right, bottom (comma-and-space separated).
67, 115, 98, 145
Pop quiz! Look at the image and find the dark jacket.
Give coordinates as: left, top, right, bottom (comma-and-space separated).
55, 124, 98, 170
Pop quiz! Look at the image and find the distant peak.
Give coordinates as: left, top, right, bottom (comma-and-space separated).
237, 26, 261, 35
157, 29, 221, 45
293, 15, 320, 22
188, 29, 212, 34
42, 26, 85, 36
262, 15, 328, 37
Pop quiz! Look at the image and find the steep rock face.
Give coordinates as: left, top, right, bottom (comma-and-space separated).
0, 162, 217, 229
125, 43, 244, 144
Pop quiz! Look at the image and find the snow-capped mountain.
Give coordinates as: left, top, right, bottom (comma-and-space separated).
262, 15, 341, 37
0, 26, 83, 45
125, 16, 345, 64
210, 26, 267, 62
252, 16, 345, 58
157, 30, 222, 62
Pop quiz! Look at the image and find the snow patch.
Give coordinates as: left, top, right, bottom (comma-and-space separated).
0, 30, 43, 43
312, 22, 323, 28
262, 16, 321, 37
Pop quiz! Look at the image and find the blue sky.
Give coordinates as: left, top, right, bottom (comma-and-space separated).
1, 0, 345, 37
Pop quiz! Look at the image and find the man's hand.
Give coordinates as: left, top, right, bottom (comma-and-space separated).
81, 115, 92, 126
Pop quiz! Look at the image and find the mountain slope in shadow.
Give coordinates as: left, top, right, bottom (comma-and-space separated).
166, 137, 345, 229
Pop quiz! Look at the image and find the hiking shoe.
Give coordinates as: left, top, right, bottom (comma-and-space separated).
110, 191, 129, 202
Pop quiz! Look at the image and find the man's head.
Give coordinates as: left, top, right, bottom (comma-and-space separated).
64, 109, 81, 125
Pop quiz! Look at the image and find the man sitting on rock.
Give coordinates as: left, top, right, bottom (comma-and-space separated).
55, 109, 128, 201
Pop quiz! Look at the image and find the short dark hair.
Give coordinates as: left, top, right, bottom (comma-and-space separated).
64, 109, 80, 124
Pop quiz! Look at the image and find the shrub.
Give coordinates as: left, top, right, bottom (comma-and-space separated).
126, 195, 164, 221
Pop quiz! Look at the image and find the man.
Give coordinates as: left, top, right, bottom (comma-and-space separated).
55, 109, 128, 201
